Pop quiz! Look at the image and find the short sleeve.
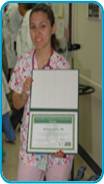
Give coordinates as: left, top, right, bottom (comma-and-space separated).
51, 52, 71, 70
9, 59, 24, 93
58, 55, 71, 69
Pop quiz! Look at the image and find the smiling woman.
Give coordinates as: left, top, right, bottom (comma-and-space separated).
29, 10, 55, 68
9, 3, 74, 181
29, 4, 58, 54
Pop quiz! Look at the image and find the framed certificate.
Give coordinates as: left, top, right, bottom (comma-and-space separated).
27, 111, 78, 154
30, 70, 78, 110
27, 70, 79, 154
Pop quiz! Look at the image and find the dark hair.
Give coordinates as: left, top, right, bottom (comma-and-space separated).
18, 3, 36, 10
25, 4, 36, 10
30, 3, 59, 51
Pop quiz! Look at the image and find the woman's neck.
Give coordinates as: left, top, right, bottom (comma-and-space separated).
35, 47, 53, 69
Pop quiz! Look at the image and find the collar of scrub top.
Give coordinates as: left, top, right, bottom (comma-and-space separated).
32, 49, 54, 70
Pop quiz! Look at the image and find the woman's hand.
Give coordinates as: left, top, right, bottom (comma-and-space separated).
23, 77, 33, 94
21, 77, 33, 104
53, 150, 66, 158
12, 77, 33, 110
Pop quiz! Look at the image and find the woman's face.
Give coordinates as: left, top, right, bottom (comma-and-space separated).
30, 11, 55, 50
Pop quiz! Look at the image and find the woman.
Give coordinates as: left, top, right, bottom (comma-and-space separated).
9, 3, 74, 181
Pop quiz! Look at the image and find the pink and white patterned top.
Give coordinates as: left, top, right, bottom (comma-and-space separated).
9, 49, 74, 171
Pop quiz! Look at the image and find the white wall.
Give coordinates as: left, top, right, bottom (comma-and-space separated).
72, 3, 102, 166
52, 3, 69, 50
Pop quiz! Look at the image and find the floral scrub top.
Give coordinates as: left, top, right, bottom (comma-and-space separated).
9, 49, 74, 171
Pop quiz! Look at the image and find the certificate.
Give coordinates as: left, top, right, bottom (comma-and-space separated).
30, 70, 78, 110
27, 70, 79, 154
27, 111, 78, 154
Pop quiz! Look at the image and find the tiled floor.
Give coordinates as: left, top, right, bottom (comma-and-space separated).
2, 129, 20, 181
2, 129, 95, 182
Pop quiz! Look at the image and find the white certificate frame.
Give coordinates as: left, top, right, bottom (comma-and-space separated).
30, 70, 78, 110
27, 111, 78, 154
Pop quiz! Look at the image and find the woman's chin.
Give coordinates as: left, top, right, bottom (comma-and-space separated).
35, 44, 43, 50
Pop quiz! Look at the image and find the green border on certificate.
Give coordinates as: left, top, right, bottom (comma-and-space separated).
27, 112, 78, 154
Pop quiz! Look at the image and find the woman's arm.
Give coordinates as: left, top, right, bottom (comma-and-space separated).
12, 91, 28, 109
12, 77, 32, 109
